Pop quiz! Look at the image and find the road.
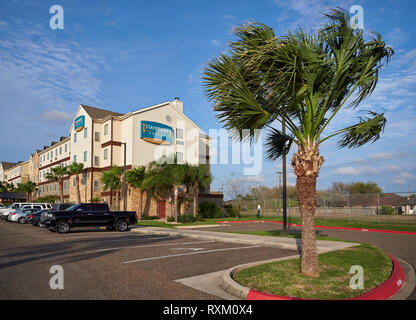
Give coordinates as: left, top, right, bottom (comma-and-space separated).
0, 221, 297, 300
206, 221, 416, 300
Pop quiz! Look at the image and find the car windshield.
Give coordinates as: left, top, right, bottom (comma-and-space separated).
11, 204, 20, 209
65, 204, 81, 211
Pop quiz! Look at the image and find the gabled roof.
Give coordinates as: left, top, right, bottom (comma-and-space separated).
1, 162, 17, 170
80, 104, 124, 119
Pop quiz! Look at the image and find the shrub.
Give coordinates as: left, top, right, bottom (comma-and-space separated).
224, 204, 238, 217
178, 215, 197, 223
379, 206, 395, 215
167, 217, 175, 222
141, 215, 159, 220
198, 201, 224, 219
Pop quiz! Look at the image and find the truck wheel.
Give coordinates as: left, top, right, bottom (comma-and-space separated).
18, 217, 26, 224
56, 221, 70, 234
116, 219, 128, 232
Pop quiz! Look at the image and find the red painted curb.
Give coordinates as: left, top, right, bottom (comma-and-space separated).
245, 253, 405, 300
216, 220, 416, 235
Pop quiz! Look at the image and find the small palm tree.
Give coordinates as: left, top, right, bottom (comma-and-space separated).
203, 8, 393, 277
126, 165, 147, 218
101, 166, 124, 211
22, 181, 37, 202
67, 162, 84, 204
45, 165, 68, 203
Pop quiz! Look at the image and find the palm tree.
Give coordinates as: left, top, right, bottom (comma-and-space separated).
45, 165, 68, 203
182, 164, 212, 217
126, 165, 147, 218
202, 8, 393, 277
67, 162, 84, 204
21, 181, 37, 202
101, 166, 124, 210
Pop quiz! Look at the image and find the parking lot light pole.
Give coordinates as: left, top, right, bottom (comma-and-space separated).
121, 142, 127, 211
282, 117, 288, 234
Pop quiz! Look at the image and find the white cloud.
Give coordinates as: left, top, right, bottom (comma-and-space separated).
41, 110, 74, 123
334, 166, 360, 175
211, 39, 221, 47
246, 175, 267, 183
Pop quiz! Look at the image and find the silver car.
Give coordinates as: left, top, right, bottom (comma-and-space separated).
8, 208, 40, 224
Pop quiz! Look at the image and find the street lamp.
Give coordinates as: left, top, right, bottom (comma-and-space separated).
121, 142, 127, 211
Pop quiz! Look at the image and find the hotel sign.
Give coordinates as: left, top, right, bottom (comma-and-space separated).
141, 121, 173, 145
74, 115, 85, 132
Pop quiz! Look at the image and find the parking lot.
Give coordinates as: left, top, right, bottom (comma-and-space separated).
0, 221, 297, 300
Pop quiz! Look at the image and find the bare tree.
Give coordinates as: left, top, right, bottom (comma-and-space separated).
225, 177, 251, 217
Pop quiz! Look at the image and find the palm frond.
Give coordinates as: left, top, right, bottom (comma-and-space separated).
337, 111, 386, 149
265, 127, 293, 160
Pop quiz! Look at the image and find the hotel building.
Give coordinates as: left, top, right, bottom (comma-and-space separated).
2, 98, 220, 218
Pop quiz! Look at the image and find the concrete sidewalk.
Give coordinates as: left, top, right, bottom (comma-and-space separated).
130, 226, 357, 253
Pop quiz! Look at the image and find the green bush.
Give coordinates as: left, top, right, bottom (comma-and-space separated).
178, 215, 197, 223
224, 204, 238, 217
379, 206, 395, 215
167, 217, 175, 222
141, 215, 159, 220
198, 201, 224, 219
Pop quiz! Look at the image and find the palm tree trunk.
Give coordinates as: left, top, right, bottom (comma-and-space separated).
193, 184, 198, 218
116, 189, 120, 211
174, 185, 179, 223
139, 190, 143, 219
292, 141, 324, 278
76, 175, 81, 204
296, 175, 319, 277
59, 179, 64, 203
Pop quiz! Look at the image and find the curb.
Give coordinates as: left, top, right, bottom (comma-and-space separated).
220, 252, 412, 300
217, 220, 416, 235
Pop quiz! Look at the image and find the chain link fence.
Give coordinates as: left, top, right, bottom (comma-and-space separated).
229, 192, 416, 224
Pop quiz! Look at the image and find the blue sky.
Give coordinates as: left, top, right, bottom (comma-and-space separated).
1, 0, 416, 197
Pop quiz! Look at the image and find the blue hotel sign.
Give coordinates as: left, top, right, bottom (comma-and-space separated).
74, 115, 85, 132
141, 121, 173, 145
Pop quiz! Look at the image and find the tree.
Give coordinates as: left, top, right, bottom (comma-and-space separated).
21, 181, 37, 202
67, 162, 84, 204
45, 165, 68, 203
183, 164, 212, 217
224, 177, 250, 217
126, 165, 147, 218
202, 9, 393, 277
101, 166, 124, 211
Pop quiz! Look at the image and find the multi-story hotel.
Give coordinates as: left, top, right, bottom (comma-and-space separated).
1, 98, 221, 218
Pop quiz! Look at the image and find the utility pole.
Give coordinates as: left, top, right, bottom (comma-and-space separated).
282, 116, 288, 234
276, 171, 282, 214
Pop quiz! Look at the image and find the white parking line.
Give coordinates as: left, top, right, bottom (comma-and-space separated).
85, 240, 215, 253
44, 236, 180, 242
122, 245, 262, 264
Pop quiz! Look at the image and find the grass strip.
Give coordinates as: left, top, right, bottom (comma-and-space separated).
233, 244, 392, 300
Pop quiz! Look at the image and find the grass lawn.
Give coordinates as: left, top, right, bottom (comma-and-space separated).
212, 230, 357, 243
233, 244, 392, 300
135, 215, 416, 232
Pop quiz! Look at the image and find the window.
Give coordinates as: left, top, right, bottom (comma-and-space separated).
84, 127, 88, 139
74, 132, 77, 143
82, 172, 87, 186
176, 128, 184, 140
54, 183, 57, 191
103, 148, 108, 160
47, 153, 49, 160
94, 180, 99, 191
42, 186, 45, 192
104, 124, 109, 136
94, 131, 100, 142
59, 146, 62, 155
73, 177, 76, 187
63, 181, 67, 190
94, 156, 99, 166
176, 152, 184, 164
73, 155, 77, 163
65, 144, 67, 152
83, 151, 87, 162
55, 149, 58, 157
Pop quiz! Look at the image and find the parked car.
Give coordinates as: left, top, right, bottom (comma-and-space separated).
1, 203, 51, 220
8, 208, 42, 224
27, 209, 50, 226
42, 203, 137, 234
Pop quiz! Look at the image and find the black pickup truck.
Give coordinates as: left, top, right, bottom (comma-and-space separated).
42, 203, 137, 234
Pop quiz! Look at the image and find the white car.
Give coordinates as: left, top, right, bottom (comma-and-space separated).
1, 203, 51, 220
